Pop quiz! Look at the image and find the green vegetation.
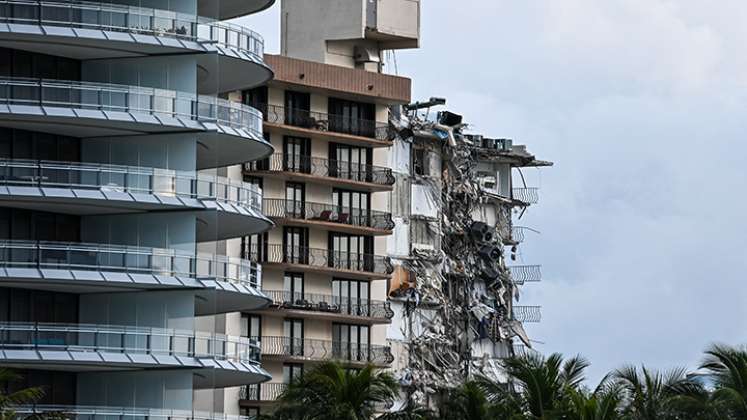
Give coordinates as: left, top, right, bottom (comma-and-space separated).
267, 343, 747, 420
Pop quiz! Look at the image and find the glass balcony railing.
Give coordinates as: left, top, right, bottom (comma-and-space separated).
254, 103, 389, 141
244, 154, 395, 187
262, 198, 394, 231
0, 240, 262, 289
0, 77, 263, 137
13, 405, 257, 420
0, 0, 265, 60
0, 159, 263, 212
0, 322, 261, 364
246, 244, 393, 276
261, 290, 393, 320
256, 336, 394, 365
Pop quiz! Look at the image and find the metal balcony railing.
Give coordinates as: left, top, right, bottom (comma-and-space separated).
0, 77, 263, 137
512, 187, 539, 205
247, 244, 393, 276
512, 343, 541, 358
255, 103, 389, 141
256, 336, 394, 365
245, 154, 395, 187
0, 0, 265, 60
261, 290, 394, 320
262, 198, 394, 231
512, 306, 541, 323
0, 240, 261, 289
0, 159, 263, 212
239, 382, 287, 402
508, 265, 542, 285
0, 322, 261, 363
12, 405, 256, 420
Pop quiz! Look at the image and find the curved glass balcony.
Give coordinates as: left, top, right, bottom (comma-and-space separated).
0, 77, 261, 135
0, 322, 261, 364
0, 0, 265, 60
0, 159, 262, 213
0, 78, 269, 167
0, 240, 268, 314
14, 405, 256, 420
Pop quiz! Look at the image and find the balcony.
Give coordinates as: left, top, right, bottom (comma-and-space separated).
240, 382, 286, 403
513, 306, 541, 323
0, 77, 271, 168
262, 198, 394, 235
0, 1, 272, 91
0, 159, 271, 238
245, 154, 395, 192
258, 290, 393, 324
257, 336, 394, 367
14, 405, 257, 420
257, 103, 391, 146
512, 187, 539, 205
507, 265, 542, 285
0, 240, 269, 315
0, 322, 269, 387
247, 244, 392, 280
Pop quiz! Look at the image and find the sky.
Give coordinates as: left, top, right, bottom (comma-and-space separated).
237, 0, 747, 383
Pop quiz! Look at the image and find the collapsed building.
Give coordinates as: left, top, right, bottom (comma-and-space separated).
385, 101, 552, 405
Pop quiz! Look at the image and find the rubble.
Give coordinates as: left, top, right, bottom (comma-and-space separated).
387, 101, 552, 406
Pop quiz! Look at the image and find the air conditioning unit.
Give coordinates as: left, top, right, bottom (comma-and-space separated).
497, 138, 513, 151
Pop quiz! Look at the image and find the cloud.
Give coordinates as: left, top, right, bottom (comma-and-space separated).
237, 0, 747, 383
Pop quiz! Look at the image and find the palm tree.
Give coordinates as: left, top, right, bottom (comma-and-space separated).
612, 365, 695, 420
699, 343, 747, 419
0, 368, 45, 420
566, 376, 625, 420
482, 352, 590, 419
271, 361, 399, 420
437, 381, 497, 420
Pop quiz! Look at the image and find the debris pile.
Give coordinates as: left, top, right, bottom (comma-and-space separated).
388, 102, 551, 405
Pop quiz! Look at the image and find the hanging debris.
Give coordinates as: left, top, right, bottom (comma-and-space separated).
386, 100, 553, 406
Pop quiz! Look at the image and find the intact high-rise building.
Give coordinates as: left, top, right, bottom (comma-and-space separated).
233, 0, 419, 415
0, 0, 275, 417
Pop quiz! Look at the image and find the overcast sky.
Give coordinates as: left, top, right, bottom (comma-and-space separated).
237, 1, 747, 383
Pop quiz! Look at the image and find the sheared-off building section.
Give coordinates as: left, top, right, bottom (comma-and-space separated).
386, 104, 552, 405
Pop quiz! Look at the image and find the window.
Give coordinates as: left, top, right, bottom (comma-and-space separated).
283, 136, 311, 173
0, 288, 78, 323
413, 148, 426, 176
332, 323, 370, 362
328, 98, 376, 137
283, 319, 304, 356
285, 182, 305, 218
333, 279, 370, 316
283, 227, 308, 264
243, 175, 263, 190
329, 233, 373, 271
332, 189, 370, 226
242, 232, 268, 262
241, 314, 261, 340
242, 86, 268, 117
329, 143, 372, 181
283, 272, 304, 304
283, 363, 304, 384
284, 90, 310, 127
